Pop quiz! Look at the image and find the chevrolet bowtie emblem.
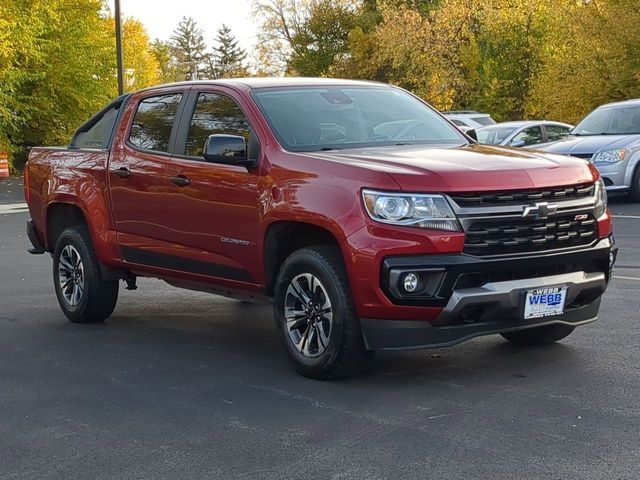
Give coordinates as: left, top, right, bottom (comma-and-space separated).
522, 202, 557, 219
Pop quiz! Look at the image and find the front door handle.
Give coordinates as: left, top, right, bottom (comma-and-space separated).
171, 175, 191, 187
112, 167, 131, 179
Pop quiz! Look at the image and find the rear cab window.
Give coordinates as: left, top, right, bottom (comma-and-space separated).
70, 96, 128, 150
128, 93, 183, 153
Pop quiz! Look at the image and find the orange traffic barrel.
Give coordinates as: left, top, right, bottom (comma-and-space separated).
0, 152, 8, 178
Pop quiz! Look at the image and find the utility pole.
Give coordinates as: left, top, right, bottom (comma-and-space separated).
114, 0, 124, 95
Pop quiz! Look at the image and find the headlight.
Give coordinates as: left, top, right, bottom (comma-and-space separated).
362, 190, 461, 231
592, 149, 626, 163
594, 178, 607, 218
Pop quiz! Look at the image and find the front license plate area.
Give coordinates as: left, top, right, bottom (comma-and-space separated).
523, 287, 567, 319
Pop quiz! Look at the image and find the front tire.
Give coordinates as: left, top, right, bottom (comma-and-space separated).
274, 246, 372, 379
628, 165, 640, 202
53, 226, 119, 323
501, 324, 575, 346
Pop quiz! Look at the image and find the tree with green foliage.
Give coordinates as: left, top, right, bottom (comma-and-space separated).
116, 18, 160, 91
288, 1, 359, 76
0, 0, 162, 171
252, 0, 360, 76
0, 0, 114, 170
251, 0, 311, 74
170, 16, 207, 80
151, 39, 181, 84
207, 24, 248, 79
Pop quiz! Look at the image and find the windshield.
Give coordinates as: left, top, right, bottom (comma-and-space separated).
251, 86, 466, 152
477, 127, 516, 144
573, 105, 640, 135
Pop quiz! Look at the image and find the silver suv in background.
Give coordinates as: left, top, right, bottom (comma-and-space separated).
442, 111, 495, 131
538, 99, 640, 201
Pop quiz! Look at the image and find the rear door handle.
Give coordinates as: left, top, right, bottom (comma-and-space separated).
112, 167, 131, 179
171, 175, 190, 187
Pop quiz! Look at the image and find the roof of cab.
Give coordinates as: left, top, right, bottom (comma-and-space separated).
138, 77, 385, 93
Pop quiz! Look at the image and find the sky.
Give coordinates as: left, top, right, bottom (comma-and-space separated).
106, 0, 257, 51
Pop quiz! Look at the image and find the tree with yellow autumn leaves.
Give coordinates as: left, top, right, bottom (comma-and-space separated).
2, 0, 639, 171
0, 0, 160, 170
253, 0, 640, 123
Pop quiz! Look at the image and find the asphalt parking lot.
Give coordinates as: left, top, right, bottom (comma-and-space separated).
1, 178, 639, 480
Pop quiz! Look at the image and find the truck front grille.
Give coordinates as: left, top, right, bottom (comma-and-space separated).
463, 211, 597, 256
449, 183, 594, 207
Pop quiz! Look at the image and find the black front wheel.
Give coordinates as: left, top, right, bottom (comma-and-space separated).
274, 246, 372, 379
628, 165, 640, 202
53, 226, 119, 323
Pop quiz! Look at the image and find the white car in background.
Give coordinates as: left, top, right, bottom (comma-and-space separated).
442, 111, 496, 131
476, 120, 574, 148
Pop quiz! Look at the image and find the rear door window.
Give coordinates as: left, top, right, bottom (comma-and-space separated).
129, 93, 182, 153
545, 124, 572, 142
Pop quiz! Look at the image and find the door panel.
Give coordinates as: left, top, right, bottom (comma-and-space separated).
163, 90, 262, 284
109, 91, 184, 261
164, 158, 260, 280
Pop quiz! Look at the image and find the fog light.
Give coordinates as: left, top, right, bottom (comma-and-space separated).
403, 273, 419, 293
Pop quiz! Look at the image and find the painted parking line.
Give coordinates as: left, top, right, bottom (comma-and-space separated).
613, 275, 640, 282
612, 215, 640, 219
0, 203, 28, 215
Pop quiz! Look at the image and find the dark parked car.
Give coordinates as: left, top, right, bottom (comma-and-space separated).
476, 121, 573, 148
538, 99, 640, 201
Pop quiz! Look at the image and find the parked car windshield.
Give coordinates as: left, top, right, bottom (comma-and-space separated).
573, 105, 640, 135
252, 86, 466, 152
477, 127, 516, 144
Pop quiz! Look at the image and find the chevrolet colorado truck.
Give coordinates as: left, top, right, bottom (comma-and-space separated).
25, 78, 616, 379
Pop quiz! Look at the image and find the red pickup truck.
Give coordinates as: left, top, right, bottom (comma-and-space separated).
25, 78, 616, 378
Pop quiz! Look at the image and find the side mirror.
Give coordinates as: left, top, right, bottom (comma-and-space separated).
466, 128, 477, 141
510, 139, 526, 148
203, 134, 256, 167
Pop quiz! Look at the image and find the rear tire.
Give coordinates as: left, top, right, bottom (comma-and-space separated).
274, 246, 372, 379
53, 226, 119, 323
628, 165, 640, 202
501, 324, 575, 346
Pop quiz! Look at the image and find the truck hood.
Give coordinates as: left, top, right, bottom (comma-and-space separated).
304, 143, 597, 192
538, 134, 640, 156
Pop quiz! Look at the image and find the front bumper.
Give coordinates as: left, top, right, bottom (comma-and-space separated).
362, 237, 616, 350
595, 161, 629, 191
